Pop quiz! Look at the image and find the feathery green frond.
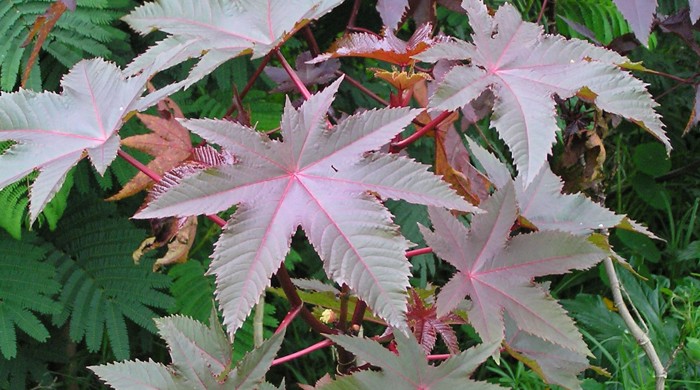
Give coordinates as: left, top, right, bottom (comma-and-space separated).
0, 171, 73, 239
556, 0, 631, 44
0, 0, 131, 91
0, 231, 61, 359
44, 195, 174, 360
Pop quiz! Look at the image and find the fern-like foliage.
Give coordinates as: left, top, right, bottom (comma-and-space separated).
168, 260, 215, 323
0, 231, 61, 359
0, 0, 131, 91
556, 0, 632, 44
44, 195, 174, 361
0, 171, 73, 239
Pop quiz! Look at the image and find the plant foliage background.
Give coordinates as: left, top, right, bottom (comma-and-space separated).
0, 0, 699, 389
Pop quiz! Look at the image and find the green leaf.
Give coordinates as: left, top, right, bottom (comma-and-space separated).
45, 195, 174, 360
633, 142, 671, 177
0, 0, 130, 91
0, 231, 61, 359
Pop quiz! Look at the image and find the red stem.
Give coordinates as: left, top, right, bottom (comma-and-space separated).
275, 305, 302, 334
276, 50, 311, 100
276, 264, 335, 334
535, 0, 548, 24
117, 149, 228, 227
391, 111, 452, 150
406, 247, 432, 257
240, 52, 273, 100
271, 339, 334, 366
338, 71, 389, 106
303, 26, 321, 57
427, 354, 451, 361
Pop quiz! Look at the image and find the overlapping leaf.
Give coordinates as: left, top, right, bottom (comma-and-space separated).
90, 312, 285, 390
0, 58, 178, 222
320, 333, 502, 389
310, 23, 447, 66
417, 0, 669, 184
419, 183, 606, 353
107, 97, 193, 201
136, 79, 475, 334
466, 137, 657, 238
612, 0, 657, 44
504, 315, 589, 390
123, 0, 343, 86
377, 0, 409, 29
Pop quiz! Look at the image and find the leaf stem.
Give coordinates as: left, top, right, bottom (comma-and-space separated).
271, 339, 333, 366
276, 50, 311, 100
406, 247, 433, 257
603, 257, 667, 389
427, 354, 450, 361
276, 264, 335, 334
336, 70, 390, 106
303, 25, 321, 57
275, 304, 302, 334
391, 111, 453, 150
240, 52, 273, 100
116, 149, 228, 226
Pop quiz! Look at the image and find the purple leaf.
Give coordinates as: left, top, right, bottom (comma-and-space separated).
612, 0, 658, 45
377, 0, 409, 29
264, 51, 340, 93
419, 183, 606, 353
322, 333, 502, 389
417, 0, 669, 185
123, 0, 344, 86
505, 314, 589, 389
135, 78, 476, 334
466, 137, 659, 238
0, 59, 175, 222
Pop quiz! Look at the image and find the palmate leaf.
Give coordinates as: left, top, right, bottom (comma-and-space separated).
320, 333, 503, 390
136, 78, 475, 334
0, 231, 61, 359
0, 58, 181, 222
466, 137, 658, 238
419, 183, 606, 354
417, 0, 669, 185
123, 0, 343, 87
90, 312, 285, 390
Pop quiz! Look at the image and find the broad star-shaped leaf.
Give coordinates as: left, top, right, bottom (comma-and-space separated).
320, 333, 503, 390
135, 79, 475, 334
416, 0, 669, 184
0, 58, 177, 222
123, 0, 343, 86
90, 311, 285, 390
466, 137, 658, 238
419, 183, 606, 353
